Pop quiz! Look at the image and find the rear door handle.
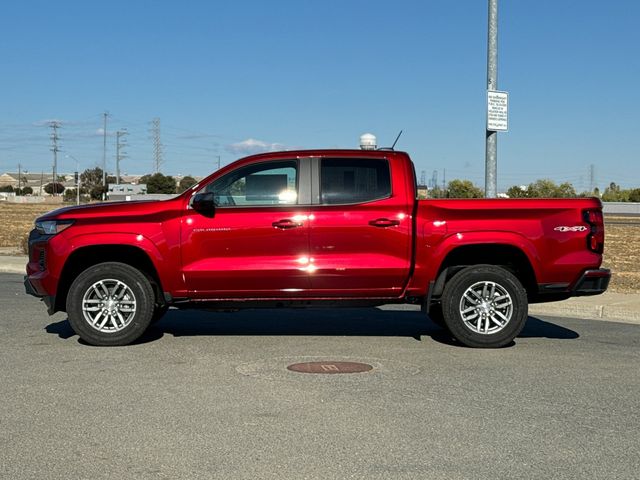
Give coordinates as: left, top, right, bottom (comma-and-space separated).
272, 219, 303, 229
369, 218, 400, 228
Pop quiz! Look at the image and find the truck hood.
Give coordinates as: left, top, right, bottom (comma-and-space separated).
38, 198, 182, 222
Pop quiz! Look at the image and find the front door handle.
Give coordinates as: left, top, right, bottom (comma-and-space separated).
369, 218, 400, 228
272, 219, 303, 229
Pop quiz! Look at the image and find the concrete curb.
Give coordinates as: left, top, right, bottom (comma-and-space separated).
3, 255, 638, 325
530, 293, 640, 325
0, 255, 27, 275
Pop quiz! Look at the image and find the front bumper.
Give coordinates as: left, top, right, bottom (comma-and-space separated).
24, 275, 56, 315
572, 268, 611, 296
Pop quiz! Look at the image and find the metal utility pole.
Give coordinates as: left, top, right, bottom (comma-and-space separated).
17, 163, 21, 194
65, 154, 80, 206
151, 118, 163, 173
485, 0, 498, 198
102, 112, 109, 199
116, 129, 128, 185
216, 155, 221, 171
49, 121, 61, 195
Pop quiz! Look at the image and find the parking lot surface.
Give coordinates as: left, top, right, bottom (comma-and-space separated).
1, 273, 638, 479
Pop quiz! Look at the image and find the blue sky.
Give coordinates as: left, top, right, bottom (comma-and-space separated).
1, 0, 639, 191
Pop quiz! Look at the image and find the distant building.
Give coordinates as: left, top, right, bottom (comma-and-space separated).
1, 172, 56, 195
108, 183, 147, 195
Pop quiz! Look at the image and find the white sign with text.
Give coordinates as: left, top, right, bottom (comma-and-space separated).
487, 90, 508, 132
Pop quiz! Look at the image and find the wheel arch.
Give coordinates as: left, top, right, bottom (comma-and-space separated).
431, 243, 538, 300
55, 245, 164, 313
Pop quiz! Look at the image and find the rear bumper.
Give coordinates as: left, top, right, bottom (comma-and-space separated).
533, 268, 611, 303
572, 268, 611, 296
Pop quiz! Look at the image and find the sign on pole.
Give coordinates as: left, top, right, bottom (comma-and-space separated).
487, 90, 508, 132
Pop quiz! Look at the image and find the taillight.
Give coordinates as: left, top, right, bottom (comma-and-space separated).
583, 209, 604, 254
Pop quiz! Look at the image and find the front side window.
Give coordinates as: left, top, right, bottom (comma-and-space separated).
320, 158, 391, 205
202, 160, 298, 207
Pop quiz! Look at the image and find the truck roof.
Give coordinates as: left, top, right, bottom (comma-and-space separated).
240, 149, 409, 161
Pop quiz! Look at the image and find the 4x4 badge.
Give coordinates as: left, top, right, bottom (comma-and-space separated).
554, 226, 588, 232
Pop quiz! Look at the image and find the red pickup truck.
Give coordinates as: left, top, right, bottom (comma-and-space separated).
25, 149, 610, 348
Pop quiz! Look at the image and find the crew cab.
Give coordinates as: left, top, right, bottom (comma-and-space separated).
25, 149, 610, 348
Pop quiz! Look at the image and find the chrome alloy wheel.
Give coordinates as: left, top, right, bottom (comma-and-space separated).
81, 279, 137, 333
459, 281, 513, 334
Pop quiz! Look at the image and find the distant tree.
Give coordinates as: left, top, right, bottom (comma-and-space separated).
529, 179, 559, 197
140, 173, 177, 194
427, 186, 446, 199
506, 185, 528, 198
178, 175, 198, 193
554, 182, 577, 198
64, 188, 77, 201
446, 179, 484, 198
80, 167, 104, 188
629, 188, 640, 203
79, 167, 118, 199
0, 185, 14, 192
90, 185, 106, 200
601, 182, 629, 202
16, 186, 33, 195
44, 182, 65, 195
506, 179, 576, 198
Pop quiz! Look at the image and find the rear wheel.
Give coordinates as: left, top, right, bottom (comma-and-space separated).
66, 262, 155, 346
441, 265, 528, 348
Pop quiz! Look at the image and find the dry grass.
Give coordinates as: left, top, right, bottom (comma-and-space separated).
1, 203, 638, 293
0, 203, 60, 252
602, 217, 640, 293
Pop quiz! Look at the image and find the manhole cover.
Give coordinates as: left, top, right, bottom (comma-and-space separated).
287, 361, 373, 374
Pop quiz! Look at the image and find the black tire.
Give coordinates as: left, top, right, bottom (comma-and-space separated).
66, 262, 155, 346
441, 265, 528, 348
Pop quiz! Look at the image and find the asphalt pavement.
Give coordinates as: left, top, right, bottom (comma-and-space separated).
1, 272, 638, 480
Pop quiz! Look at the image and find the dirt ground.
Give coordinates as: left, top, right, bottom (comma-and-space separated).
0, 203, 59, 251
1, 203, 638, 293
601, 216, 640, 293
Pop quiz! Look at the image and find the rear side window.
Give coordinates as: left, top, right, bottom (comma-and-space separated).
320, 158, 391, 205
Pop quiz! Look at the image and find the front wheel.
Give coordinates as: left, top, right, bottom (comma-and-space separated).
66, 262, 155, 346
441, 265, 528, 348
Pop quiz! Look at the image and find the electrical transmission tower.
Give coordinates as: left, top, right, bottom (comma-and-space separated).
116, 129, 128, 185
49, 121, 61, 195
151, 118, 163, 173
589, 164, 596, 193
420, 170, 426, 187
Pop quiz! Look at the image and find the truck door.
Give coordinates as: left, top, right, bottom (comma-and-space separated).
308, 157, 412, 297
181, 158, 312, 298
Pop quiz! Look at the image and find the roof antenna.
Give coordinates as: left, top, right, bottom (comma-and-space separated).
390, 130, 403, 150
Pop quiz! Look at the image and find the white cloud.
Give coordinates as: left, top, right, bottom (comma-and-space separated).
226, 138, 285, 155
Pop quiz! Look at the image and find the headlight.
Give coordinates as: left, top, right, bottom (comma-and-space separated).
35, 219, 74, 235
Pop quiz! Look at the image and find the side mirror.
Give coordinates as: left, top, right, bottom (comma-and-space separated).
191, 192, 216, 217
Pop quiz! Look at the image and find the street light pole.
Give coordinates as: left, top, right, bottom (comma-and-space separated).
485, 0, 498, 198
